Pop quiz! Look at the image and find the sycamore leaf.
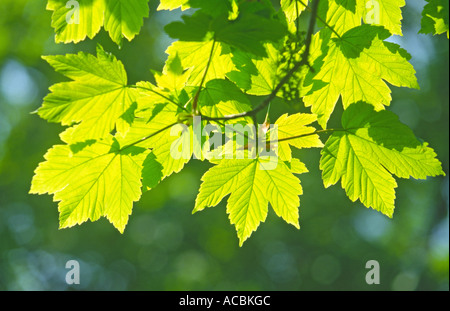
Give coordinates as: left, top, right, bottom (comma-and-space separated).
318, 0, 405, 36
281, 0, 308, 24
165, 12, 213, 42
165, 3, 286, 57
30, 135, 150, 233
420, 0, 449, 38
103, 0, 150, 44
289, 158, 309, 175
212, 5, 287, 56
302, 25, 419, 128
197, 79, 252, 118
360, 0, 405, 36
245, 43, 283, 95
271, 113, 324, 162
39, 46, 136, 140
47, 0, 150, 45
194, 157, 304, 246
47, 0, 105, 43
128, 79, 251, 181
165, 40, 236, 86
120, 83, 194, 182
33, 0, 445, 245
320, 102, 445, 217
227, 43, 282, 95
152, 52, 193, 101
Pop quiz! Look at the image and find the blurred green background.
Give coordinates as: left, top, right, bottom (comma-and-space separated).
0, 0, 448, 291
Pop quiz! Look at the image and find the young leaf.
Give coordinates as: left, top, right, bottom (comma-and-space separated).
153, 53, 193, 100
194, 157, 304, 246
271, 113, 324, 162
318, 0, 361, 35
303, 25, 419, 128
39, 46, 136, 140
33, 0, 447, 246
103, 0, 150, 45
164, 12, 214, 42
47, 0, 105, 43
30, 135, 150, 233
360, 0, 405, 36
120, 85, 193, 181
158, 0, 232, 15
158, 0, 190, 11
212, 5, 288, 56
419, 0, 449, 38
225, 49, 258, 91
318, 0, 405, 36
47, 0, 150, 45
281, 0, 308, 24
165, 40, 236, 86
247, 43, 283, 96
320, 102, 445, 217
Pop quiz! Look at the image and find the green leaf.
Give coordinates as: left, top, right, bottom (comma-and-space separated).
30, 135, 150, 233
420, 0, 449, 38
360, 0, 405, 36
158, 0, 232, 15
47, 0, 150, 44
120, 85, 192, 180
212, 8, 287, 56
47, 0, 105, 43
158, 0, 190, 11
39, 46, 136, 140
280, 0, 308, 24
318, 0, 361, 35
103, 0, 150, 45
226, 49, 258, 91
194, 157, 303, 246
34, 0, 445, 244
246, 43, 283, 95
228, 43, 282, 95
320, 102, 445, 217
272, 113, 324, 162
318, 0, 405, 36
302, 25, 419, 128
198, 79, 252, 118
164, 11, 214, 42
153, 53, 193, 100
165, 40, 236, 86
